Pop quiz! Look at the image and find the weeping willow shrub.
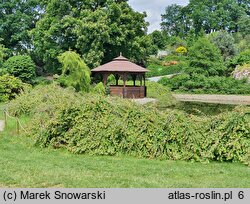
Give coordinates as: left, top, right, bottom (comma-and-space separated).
58, 51, 91, 92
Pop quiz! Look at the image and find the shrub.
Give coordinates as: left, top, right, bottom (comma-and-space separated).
7, 84, 250, 165
146, 81, 177, 108
7, 84, 80, 116
176, 46, 187, 54
0, 75, 28, 102
236, 49, 250, 65
159, 74, 250, 95
210, 31, 238, 61
159, 73, 190, 90
203, 109, 250, 164
188, 37, 226, 76
58, 51, 91, 92
92, 82, 105, 95
2, 55, 36, 83
0, 44, 7, 68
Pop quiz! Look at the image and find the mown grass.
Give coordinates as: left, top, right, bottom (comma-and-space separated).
146, 64, 182, 77
0, 111, 249, 188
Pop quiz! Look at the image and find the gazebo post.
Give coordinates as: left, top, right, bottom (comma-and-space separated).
139, 74, 142, 87
122, 73, 127, 98
115, 74, 119, 86
143, 74, 146, 97
103, 73, 109, 86
132, 74, 136, 86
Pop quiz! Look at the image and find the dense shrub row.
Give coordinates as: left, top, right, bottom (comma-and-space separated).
8, 85, 250, 165
159, 74, 250, 94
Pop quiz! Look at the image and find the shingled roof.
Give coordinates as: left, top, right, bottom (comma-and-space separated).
91, 55, 149, 73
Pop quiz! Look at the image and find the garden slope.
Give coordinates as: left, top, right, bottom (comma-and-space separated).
8, 85, 250, 165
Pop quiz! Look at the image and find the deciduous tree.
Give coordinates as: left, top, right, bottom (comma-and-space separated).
0, 0, 42, 53
210, 31, 238, 61
31, 0, 149, 72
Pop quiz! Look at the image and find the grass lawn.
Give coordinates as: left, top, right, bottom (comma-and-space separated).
0, 113, 249, 188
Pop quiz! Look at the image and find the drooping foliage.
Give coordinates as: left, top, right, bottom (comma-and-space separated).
7, 84, 250, 165
57, 51, 91, 92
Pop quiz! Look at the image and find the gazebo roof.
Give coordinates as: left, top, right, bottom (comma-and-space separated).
91, 55, 149, 73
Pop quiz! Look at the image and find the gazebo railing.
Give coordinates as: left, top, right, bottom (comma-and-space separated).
109, 85, 146, 98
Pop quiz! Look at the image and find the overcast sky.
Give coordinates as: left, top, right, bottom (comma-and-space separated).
128, 0, 189, 33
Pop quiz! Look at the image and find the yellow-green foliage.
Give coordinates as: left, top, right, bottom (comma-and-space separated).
58, 51, 91, 92
7, 85, 250, 165
0, 74, 29, 102
176, 46, 187, 54
234, 64, 250, 72
92, 82, 106, 95
8, 84, 79, 116
147, 81, 177, 108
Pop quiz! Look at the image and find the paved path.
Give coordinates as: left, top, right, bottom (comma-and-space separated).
147, 73, 180, 82
0, 120, 4, 132
173, 94, 250, 105
132, 98, 157, 105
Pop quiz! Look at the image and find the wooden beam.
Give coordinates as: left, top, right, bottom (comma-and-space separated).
131, 74, 136, 86
122, 73, 128, 98
122, 74, 127, 87
103, 73, 109, 86
115, 74, 119, 86
138, 74, 142, 87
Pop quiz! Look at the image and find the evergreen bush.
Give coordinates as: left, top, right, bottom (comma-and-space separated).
2, 55, 36, 83
0, 74, 28, 102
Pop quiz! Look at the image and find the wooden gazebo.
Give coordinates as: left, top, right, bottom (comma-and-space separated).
91, 55, 149, 98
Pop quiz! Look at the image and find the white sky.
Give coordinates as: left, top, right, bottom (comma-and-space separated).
128, 0, 189, 33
